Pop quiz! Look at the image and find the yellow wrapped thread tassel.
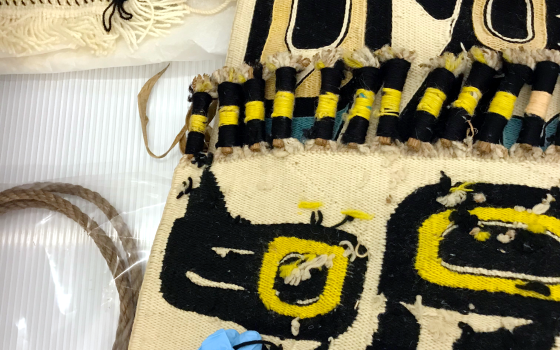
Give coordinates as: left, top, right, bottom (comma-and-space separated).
453, 86, 482, 115
417, 87, 447, 117
316, 92, 339, 120
348, 89, 374, 121
245, 101, 265, 123
379, 88, 402, 117
190, 114, 208, 133
219, 105, 240, 126
271, 91, 296, 119
488, 91, 517, 120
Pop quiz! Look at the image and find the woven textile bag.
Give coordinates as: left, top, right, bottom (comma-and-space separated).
129, 1, 560, 349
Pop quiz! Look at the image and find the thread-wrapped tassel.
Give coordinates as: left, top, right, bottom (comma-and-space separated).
264, 52, 310, 149
341, 47, 382, 148
474, 48, 535, 159
407, 52, 467, 154
511, 49, 560, 160
243, 63, 267, 152
308, 48, 345, 147
437, 47, 501, 157
212, 65, 250, 155
185, 74, 217, 158
374, 46, 416, 146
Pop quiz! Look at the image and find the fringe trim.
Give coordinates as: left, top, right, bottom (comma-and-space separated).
0, 0, 188, 56
545, 145, 560, 161
343, 47, 379, 68
434, 138, 473, 158
209, 139, 559, 163
263, 52, 310, 80
271, 138, 305, 158
213, 146, 245, 161
503, 47, 536, 69
242, 142, 270, 158
473, 141, 509, 160
375, 45, 417, 63
534, 49, 560, 65
304, 139, 338, 151
420, 52, 468, 77
469, 46, 502, 71
510, 143, 544, 161
405, 140, 438, 157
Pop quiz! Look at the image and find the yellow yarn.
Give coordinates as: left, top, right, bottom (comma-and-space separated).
271, 91, 295, 119
444, 52, 465, 73
315, 60, 326, 70
298, 201, 323, 209
244, 101, 265, 123
488, 91, 517, 120
379, 88, 402, 117
258, 237, 348, 318
340, 209, 374, 220
316, 92, 339, 119
473, 231, 491, 241
417, 87, 447, 117
343, 52, 363, 69
416, 207, 560, 301
348, 89, 374, 121
218, 105, 240, 126
470, 46, 487, 64
278, 253, 316, 278
227, 67, 246, 84
189, 114, 207, 133
453, 86, 482, 115
450, 182, 475, 193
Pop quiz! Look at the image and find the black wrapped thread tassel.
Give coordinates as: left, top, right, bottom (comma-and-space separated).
517, 60, 559, 148
342, 67, 382, 146
185, 92, 214, 156
407, 64, 458, 150
310, 56, 345, 146
243, 64, 266, 151
476, 58, 533, 153
376, 58, 412, 145
271, 66, 297, 148
440, 47, 499, 145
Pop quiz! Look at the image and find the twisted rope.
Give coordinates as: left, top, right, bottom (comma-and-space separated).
0, 184, 140, 350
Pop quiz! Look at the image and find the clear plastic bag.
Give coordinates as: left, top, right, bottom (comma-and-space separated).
0, 176, 166, 350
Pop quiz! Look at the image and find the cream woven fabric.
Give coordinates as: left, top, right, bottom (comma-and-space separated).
130, 151, 560, 349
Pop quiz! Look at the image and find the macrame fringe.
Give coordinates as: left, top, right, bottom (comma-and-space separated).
343, 47, 379, 68
503, 47, 536, 69
0, 0, 188, 56
314, 48, 344, 68
534, 49, 560, 65
212, 65, 251, 84
510, 143, 544, 161
434, 138, 472, 158
304, 139, 338, 151
242, 142, 270, 158
213, 146, 245, 161
545, 145, 560, 161
271, 138, 305, 158
191, 74, 218, 97
420, 52, 468, 77
469, 46, 502, 70
375, 45, 417, 63
473, 141, 509, 159
263, 52, 310, 79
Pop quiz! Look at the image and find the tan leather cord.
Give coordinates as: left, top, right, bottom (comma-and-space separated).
0, 185, 140, 350
138, 65, 218, 159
